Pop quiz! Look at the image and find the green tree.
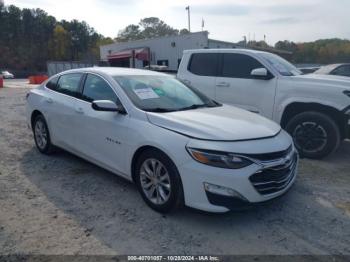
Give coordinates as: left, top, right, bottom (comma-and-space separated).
0, 3, 109, 72
48, 25, 71, 60
139, 17, 178, 38
179, 28, 190, 35
116, 24, 142, 42
116, 17, 179, 42
275, 40, 298, 52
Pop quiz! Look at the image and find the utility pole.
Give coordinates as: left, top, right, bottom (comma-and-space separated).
243, 36, 247, 46
185, 6, 191, 32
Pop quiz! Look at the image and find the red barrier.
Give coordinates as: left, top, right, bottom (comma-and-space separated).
28, 75, 48, 84
0, 75, 3, 88
28, 76, 35, 84
36, 75, 48, 84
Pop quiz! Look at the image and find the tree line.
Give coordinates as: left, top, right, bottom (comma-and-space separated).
1, 3, 349, 74
274, 39, 350, 64
115, 17, 189, 42
0, 3, 113, 74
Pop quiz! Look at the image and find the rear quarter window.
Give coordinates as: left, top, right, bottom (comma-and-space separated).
46, 76, 59, 90
188, 53, 219, 77
56, 73, 83, 97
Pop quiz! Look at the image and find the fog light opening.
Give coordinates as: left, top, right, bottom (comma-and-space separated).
204, 182, 246, 200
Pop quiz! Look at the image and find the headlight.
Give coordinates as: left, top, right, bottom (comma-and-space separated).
187, 148, 254, 169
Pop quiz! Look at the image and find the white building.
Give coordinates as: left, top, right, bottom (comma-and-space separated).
100, 31, 237, 71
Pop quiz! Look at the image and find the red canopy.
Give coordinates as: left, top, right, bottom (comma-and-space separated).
107, 47, 149, 61
107, 50, 132, 60
135, 47, 149, 61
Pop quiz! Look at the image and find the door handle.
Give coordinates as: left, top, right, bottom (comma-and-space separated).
45, 98, 53, 104
182, 79, 191, 85
216, 82, 230, 87
75, 107, 84, 114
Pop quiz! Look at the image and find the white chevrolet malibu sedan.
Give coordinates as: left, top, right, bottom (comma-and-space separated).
26, 67, 298, 213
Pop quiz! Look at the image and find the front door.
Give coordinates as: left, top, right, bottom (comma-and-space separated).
74, 73, 130, 174
215, 53, 277, 119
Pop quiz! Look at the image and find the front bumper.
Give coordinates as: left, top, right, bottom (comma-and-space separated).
178, 131, 298, 213
205, 187, 293, 210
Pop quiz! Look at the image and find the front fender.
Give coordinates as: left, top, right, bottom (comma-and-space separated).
274, 97, 345, 124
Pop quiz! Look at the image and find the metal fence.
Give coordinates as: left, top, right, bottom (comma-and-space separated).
47, 61, 96, 76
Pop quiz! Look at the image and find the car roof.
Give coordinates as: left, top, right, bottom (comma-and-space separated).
58, 67, 169, 77
315, 63, 350, 74
183, 48, 269, 55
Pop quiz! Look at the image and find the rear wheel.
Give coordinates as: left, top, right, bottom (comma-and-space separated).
135, 149, 184, 213
285, 111, 340, 159
33, 114, 55, 154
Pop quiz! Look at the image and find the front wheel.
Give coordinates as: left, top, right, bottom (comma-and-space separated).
285, 111, 340, 159
135, 149, 184, 213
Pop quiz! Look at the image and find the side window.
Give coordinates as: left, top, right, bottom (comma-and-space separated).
82, 74, 118, 103
332, 66, 350, 76
188, 53, 219, 76
56, 73, 82, 97
222, 53, 264, 79
46, 76, 59, 90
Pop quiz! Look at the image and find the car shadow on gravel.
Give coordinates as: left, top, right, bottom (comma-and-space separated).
19, 143, 350, 254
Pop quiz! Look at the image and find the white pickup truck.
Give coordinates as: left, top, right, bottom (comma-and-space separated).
177, 49, 350, 159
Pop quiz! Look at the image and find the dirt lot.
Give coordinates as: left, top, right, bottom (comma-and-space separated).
0, 84, 349, 256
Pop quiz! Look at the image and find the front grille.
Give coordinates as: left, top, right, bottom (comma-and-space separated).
241, 145, 292, 162
249, 153, 297, 195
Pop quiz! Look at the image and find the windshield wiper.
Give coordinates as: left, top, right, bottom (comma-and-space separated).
146, 104, 211, 113
146, 108, 176, 113
177, 104, 207, 111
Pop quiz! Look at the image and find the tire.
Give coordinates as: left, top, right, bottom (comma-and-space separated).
134, 149, 184, 213
33, 114, 55, 154
285, 111, 340, 159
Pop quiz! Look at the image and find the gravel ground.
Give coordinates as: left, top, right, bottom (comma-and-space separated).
0, 85, 349, 256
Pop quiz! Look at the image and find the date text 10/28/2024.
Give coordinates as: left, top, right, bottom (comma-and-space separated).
127, 256, 219, 261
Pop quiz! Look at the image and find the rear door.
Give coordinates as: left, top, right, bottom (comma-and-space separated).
215, 53, 277, 118
177, 53, 219, 99
73, 73, 130, 174
45, 73, 83, 149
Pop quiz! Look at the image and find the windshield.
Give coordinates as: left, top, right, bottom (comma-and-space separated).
314, 64, 338, 74
261, 53, 302, 76
113, 75, 219, 112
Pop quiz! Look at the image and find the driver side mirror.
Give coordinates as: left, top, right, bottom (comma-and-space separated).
92, 100, 126, 114
251, 68, 273, 80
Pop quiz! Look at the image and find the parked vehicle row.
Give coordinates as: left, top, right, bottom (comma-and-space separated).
26, 67, 297, 213
314, 63, 350, 77
177, 49, 350, 159
26, 49, 350, 213
1, 70, 14, 79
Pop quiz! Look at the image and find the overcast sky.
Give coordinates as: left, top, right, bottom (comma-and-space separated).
6, 0, 350, 45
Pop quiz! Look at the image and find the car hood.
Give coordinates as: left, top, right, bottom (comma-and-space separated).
293, 73, 350, 89
146, 105, 281, 141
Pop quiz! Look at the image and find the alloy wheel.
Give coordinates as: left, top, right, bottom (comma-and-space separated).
34, 119, 48, 150
139, 158, 171, 205
293, 121, 327, 153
